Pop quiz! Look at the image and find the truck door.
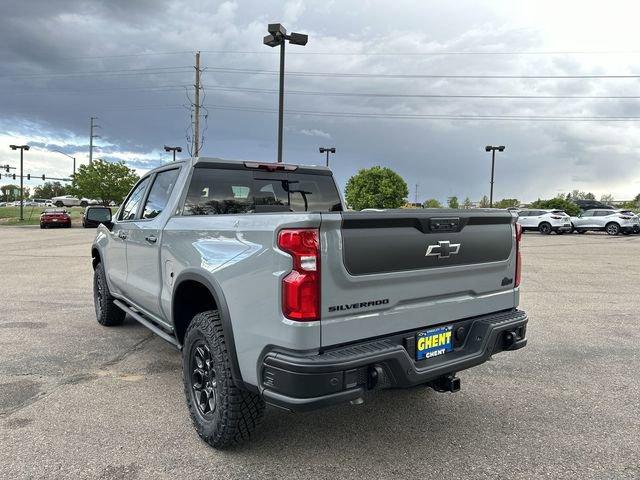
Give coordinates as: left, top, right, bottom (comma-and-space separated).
125, 167, 181, 316
107, 176, 151, 295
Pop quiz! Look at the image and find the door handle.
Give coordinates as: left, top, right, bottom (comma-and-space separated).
145, 235, 157, 244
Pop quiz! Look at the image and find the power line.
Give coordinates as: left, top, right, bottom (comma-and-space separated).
200, 49, 640, 56
0, 66, 192, 79
203, 85, 640, 100
87, 102, 640, 121
4, 66, 640, 81
202, 66, 640, 79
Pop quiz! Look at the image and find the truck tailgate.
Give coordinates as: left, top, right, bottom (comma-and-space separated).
320, 210, 518, 347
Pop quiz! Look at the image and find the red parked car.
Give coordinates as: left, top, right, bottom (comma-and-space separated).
40, 208, 71, 228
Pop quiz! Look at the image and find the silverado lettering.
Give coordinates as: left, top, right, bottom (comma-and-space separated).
328, 299, 389, 312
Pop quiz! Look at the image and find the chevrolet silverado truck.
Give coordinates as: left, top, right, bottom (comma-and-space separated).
91, 157, 528, 449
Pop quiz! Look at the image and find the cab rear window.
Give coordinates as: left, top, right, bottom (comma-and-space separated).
183, 167, 343, 215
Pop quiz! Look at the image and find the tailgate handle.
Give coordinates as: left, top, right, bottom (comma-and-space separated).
430, 217, 460, 232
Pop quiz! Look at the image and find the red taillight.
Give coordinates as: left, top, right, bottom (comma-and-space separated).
515, 223, 522, 288
278, 228, 320, 321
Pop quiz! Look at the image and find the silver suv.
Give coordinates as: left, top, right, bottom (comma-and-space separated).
571, 209, 636, 235
516, 209, 572, 235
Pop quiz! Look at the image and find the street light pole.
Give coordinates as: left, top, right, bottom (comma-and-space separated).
485, 145, 505, 208
319, 147, 336, 167
9, 144, 30, 221
53, 150, 76, 177
164, 145, 182, 162
264, 23, 308, 163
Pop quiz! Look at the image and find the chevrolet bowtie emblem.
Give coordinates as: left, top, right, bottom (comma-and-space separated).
425, 240, 461, 259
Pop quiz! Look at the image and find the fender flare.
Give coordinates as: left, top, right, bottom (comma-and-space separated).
171, 269, 248, 390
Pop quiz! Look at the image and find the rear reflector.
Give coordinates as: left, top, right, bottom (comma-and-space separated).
278, 229, 320, 321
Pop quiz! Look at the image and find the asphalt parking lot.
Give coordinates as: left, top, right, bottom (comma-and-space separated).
0, 227, 638, 479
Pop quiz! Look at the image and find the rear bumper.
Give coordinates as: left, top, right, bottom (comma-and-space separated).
261, 309, 528, 412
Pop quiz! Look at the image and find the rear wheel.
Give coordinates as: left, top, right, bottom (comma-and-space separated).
183, 311, 265, 449
538, 222, 552, 235
93, 262, 125, 326
80, 200, 88, 207
40, 224, 45, 229
605, 222, 620, 236
577, 230, 586, 234
55, 201, 64, 207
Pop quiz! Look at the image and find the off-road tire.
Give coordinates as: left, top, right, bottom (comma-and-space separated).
538, 222, 552, 235
183, 311, 265, 449
93, 262, 125, 326
605, 222, 620, 236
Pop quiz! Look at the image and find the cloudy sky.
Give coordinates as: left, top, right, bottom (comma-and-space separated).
2, 0, 640, 203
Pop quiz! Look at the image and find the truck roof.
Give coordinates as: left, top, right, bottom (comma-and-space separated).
146, 157, 332, 175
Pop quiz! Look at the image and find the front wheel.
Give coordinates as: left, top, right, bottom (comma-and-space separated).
538, 222, 552, 235
55, 201, 64, 207
183, 311, 265, 449
605, 222, 620, 236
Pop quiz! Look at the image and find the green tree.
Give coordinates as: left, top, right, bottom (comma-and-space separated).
447, 196, 459, 209
69, 160, 139, 206
462, 197, 473, 209
478, 195, 490, 208
529, 197, 580, 216
423, 198, 443, 208
344, 166, 409, 210
600, 193, 614, 204
0, 184, 20, 202
569, 190, 596, 201
33, 181, 69, 199
494, 198, 520, 209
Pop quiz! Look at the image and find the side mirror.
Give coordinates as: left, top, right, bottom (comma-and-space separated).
86, 207, 112, 228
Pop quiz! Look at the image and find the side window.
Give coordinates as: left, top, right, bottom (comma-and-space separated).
118, 177, 150, 221
142, 169, 180, 219
518, 211, 530, 217
581, 210, 594, 217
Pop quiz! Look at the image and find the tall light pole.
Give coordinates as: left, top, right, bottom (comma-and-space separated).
263, 23, 308, 163
319, 147, 336, 167
164, 145, 182, 162
9, 144, 30, 221
485, 145, 505, 208
53, 150, 76, 176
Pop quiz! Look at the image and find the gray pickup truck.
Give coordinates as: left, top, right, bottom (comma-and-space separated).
91, 157, 528, 448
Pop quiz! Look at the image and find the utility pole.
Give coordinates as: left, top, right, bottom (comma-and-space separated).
193, 51, 201, 157
89, 117, 99, 164
9, 145, 30, 221
415, 184, 419, 204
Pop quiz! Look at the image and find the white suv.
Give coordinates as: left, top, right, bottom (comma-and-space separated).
571, 209, 636, 235
517, 209, 572, 235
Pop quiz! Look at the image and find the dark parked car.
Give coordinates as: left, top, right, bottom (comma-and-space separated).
82, 206, 112, 228
40, 208, 71, 228
574, 199, 615, 211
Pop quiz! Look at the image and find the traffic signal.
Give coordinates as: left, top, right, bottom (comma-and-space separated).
42, 174, 46, 181
27, 174, 30, 180
12, 174, 16, 180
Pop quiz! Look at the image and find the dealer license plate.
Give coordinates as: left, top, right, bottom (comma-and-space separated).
416, 325, 453, 361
